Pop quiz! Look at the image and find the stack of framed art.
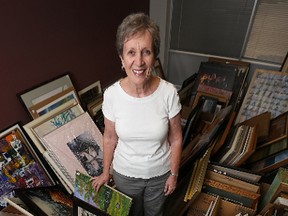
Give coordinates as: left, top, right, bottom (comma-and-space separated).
3, 73, 132, 215
18, 73, 80, 120
78, 80, 104, 133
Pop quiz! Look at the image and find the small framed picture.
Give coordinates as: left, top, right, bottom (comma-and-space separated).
78, 81, 102, 110
17, 73, 79, 120
0, 123, 55, 207
87, 96, 103, 117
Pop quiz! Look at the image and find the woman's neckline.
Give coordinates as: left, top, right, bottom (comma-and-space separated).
119, 76, 161, 99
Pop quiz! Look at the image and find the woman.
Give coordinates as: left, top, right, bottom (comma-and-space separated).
91, 12, 182, 216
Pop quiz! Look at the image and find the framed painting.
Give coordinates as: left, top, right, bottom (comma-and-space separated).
17, 73, 79, 120
23, 99, 84, 154
235, 69, 288, 124
74, 171, 132, 216
78, 80, 102, 111
193, 61, 249, 111
0, 123, 54, 208
42, 112, 103, 192
14, 186, 73, 216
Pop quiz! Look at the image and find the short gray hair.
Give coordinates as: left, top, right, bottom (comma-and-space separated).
116, 12, 160, 58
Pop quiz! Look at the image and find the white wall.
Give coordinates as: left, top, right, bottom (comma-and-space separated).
149, 0, 171, 75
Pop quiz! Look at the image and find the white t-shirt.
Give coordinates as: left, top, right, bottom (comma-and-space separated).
102, 78, 181, 179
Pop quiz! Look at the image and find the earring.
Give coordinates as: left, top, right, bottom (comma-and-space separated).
145, 67, 152, 79
121, 65, 125, 71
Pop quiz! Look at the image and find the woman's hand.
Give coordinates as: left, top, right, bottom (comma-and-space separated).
164, 174, 178, 196
90, 172, 110, 192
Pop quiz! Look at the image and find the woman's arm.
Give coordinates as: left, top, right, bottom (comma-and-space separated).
164, 113, 183, 195
91, 116, 118, 191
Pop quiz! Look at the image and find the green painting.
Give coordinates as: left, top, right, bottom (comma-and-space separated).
74, 171, 132, 216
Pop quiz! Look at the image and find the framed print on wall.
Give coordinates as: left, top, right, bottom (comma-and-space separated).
17, 73, 79, 120
0, 123, 55, 208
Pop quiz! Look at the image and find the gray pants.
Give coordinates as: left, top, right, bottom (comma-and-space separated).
113, 170, 169, 216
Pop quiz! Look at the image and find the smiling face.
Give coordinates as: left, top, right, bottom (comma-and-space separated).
120, 30, 155, 86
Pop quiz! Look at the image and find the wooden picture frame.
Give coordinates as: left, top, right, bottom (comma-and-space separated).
0, 123, 55, 207
23, 99, 84, 154
153, 58, 165, 79
235, 69, 288, 124
78, 80, 102, 110
42, 112, 103, 192
250, 148, 288, 173
17, 73, 79, 120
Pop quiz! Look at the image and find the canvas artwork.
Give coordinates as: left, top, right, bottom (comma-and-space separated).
42, 112, 103, 190
74, 171, 132, 216
0, 124, 54, 208
235, 69, 288, 124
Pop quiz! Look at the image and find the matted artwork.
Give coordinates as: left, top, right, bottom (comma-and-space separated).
0, 123, 54, 208
23, 99, 84, 154
17, 73, 79, 120
74, 171, 132, 216
42, 112, 103, 191
235, 69, 288, 124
